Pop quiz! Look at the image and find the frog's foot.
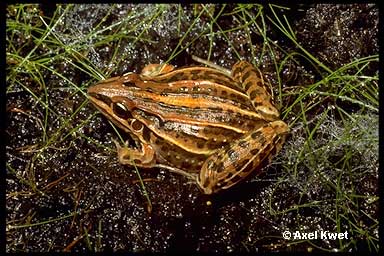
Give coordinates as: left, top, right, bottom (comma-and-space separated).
112, 138, 156, 167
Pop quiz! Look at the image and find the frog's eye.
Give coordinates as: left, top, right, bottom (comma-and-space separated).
122, 81, 136, 87
113, 102, 132, 119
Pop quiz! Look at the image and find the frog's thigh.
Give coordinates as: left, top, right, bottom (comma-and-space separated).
232, 61, 280, 119
197, 120, 288, 194
141, 63, 175, 77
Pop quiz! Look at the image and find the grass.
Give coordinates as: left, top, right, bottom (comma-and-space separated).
6, 3, 378, 252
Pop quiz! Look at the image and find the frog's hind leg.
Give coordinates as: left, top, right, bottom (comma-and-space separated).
196, 120, 288, 194
232, 61, 280, 121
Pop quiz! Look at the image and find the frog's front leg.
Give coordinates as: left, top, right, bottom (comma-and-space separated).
197, 120, 288, 194
113, 138, 198, 181
113, 138, 157, 168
